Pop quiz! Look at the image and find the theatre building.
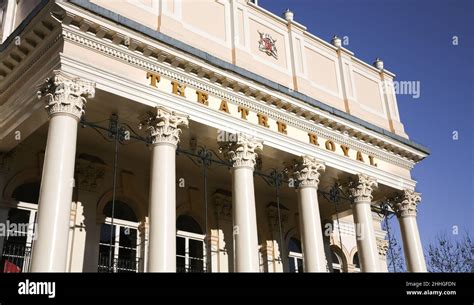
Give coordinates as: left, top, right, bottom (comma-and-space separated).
0, 0, 429, 273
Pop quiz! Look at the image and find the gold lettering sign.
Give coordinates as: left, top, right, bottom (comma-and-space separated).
171, 81, 186, 97
219, 100, 230, 113
340, 144, 350, 157
276, 121, 287, 134
196, 90, 209, 106
308, 133, 319, 146
325, 140, 336, 152
146, 72, 377, 167
147, 72, 160, 87
257, 113, 270, 128
238, 106, 249, 120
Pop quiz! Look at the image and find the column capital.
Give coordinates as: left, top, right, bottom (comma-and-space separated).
350, 174, 378, 203
139, 106, 189, 146
220, 133, 263, 169
393, 189, 421, 217
376, 238, 389, 257
291, 155, 325, 188
37, 70, 95, 120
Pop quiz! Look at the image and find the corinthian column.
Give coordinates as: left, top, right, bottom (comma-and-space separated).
349, 174, 380, 272
292, 155, 327, 272
140, 106, 188, 272
393, 190, 426, 272
32, 71, 95, 272
220, 134, 262, 272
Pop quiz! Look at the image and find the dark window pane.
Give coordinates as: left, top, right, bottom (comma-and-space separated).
12, 182, 40, 204
118, 248, 134, 260
100, 224, 115, 244
353, 253, 360, 268
176, 237, 185, 256
331, 251, 340, 265
189, 257, 204, 273
288, 238, 302, 253
189, 239, 203, 258
119, 227, 137, 248
103, 201, 137, 222
99, 245, 114, 258
176, 215, 202, 234
4, 234, 27, 245
8, 209, 29, 224
3, 209, 30, 246
297, 258, 304, 273
289, 258, 296, 273
177, 257, 186, 273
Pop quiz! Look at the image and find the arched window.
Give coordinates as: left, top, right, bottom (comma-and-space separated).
176, 215, 206, 273
288, 237, 303, 273
332, 251, 342, 273
98, 200, 141, 273
353, 252, 361, 272
1, 181, 40, 272
103, 200, 137, 222
177, 215, 202, 234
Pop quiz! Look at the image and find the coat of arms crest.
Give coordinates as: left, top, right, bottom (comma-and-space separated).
257, 31, 278, 59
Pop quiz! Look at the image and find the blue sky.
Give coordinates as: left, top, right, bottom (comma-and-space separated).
260, 0, 473, 249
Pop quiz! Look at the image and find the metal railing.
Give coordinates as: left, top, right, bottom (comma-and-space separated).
1, 243, 32, 273
176, 256, 205, 273
97, 252, 142, 273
